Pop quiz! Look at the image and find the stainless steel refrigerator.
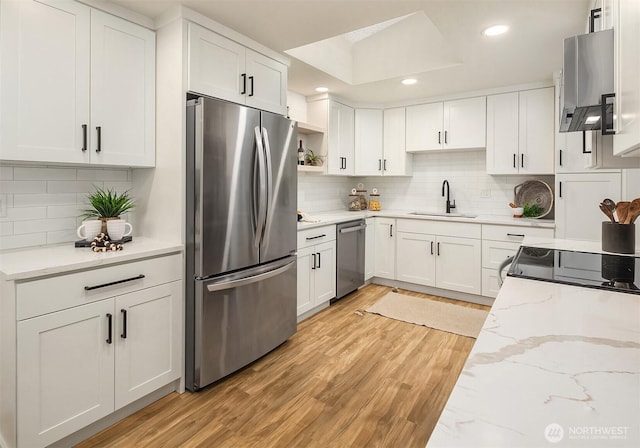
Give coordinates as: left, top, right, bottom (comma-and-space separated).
185, 95, 297, 391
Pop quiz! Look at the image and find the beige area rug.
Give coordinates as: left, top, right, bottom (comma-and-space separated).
365, 292, 489, 338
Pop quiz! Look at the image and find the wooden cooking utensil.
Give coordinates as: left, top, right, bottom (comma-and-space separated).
625, 198, 640, 224
602, 198, 616, 219
599, 203, 616, 223
616, 201, 630, 224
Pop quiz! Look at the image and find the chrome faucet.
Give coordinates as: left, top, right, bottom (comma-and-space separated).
442, 180, 456, 214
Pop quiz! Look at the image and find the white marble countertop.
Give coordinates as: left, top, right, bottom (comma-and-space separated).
427, 240, 640, 448
0, 237, 184, 281
297, 210, 555, 230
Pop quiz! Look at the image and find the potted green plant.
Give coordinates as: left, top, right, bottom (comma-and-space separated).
82, 187, 135, 234
304, 149, 324, 166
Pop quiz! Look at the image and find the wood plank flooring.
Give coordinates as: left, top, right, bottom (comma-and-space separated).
76, 284, 489, 448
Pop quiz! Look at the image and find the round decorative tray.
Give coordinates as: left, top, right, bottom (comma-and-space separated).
514, 180, 553, 218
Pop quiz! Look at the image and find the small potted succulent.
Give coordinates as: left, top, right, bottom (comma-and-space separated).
82, 187, 135, 235
304, 149, 324, 166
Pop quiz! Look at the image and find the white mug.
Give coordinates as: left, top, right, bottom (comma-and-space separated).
106, 219, 133, 241
77, 220, 102, 242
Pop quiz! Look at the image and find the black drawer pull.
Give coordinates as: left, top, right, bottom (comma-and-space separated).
305, 234, 326, 241
85, 274, 145, 291
106, 313, 113, 344
507, 233, 525, 238
121, 309, 127, 339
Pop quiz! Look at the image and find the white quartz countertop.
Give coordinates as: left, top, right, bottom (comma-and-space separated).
297, 210, 555, 230
0, 237, 184, 281
427, 245, 640, 447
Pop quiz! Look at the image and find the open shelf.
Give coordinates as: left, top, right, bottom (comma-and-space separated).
298, 165, 324, 173
297, 121, 325, 135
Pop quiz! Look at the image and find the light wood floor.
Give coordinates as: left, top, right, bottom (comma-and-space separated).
77, 284, 488, 448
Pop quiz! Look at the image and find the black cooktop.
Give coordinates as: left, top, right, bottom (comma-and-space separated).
507, 246, 640, 295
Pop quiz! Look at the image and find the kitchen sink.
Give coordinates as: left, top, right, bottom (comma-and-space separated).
409, 211, 477, 218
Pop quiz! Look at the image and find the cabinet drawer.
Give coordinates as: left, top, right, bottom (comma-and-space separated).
482, 224, 554, 242
297, 225, 336, 249
482, 240, 521, 269
397, 218, 481, 239
17, 254, 182, 320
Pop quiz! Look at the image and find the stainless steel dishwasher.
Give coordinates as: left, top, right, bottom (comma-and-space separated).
335, 219, 366, 300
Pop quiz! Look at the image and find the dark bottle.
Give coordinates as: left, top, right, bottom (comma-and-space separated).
297, 139, 305, 165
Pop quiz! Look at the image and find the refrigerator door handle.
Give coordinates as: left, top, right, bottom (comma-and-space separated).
260, 127, 275, 248
205, 259, 296, 292
254, 126, 268, 249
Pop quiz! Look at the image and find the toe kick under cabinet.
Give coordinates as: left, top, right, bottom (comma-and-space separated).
1, 253, 183, 448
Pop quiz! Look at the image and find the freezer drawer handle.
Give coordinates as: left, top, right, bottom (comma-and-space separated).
206, 260, 296, 292
84, 274, 145, 291
339, 225, 366, 233
306, 234, 326, 240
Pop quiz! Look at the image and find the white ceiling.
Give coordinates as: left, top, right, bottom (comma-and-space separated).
108, 0, 592, 105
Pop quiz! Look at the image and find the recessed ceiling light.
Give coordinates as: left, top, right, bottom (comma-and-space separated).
482, 25, 509, 36
315, 87, 329, 93
402, 78, 417, 85
585, 116, 601, 124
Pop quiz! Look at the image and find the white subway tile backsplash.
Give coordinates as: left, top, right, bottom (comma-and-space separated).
0, 165, 131, 250
14, 167, 77, 181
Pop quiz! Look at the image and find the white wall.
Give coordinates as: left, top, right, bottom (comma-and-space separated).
0, 165, 133, 250
297, 150, 555, 218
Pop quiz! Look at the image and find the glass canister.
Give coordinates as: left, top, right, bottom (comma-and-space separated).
369, 188, 381, 211
356, 183, 368, 210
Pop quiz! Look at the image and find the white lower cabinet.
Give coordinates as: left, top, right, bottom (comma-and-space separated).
365, 218, 375, 280
8, 253, 183, 448
395, 219, 481, 295
297, 226, 336, 316
374, 218, 396, 279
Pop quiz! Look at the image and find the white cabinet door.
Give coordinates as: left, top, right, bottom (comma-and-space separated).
406, 102, 443, 151
17, 300, 115, 448
396, 232, 436, 286
383, 107, 412, 175
481, 268, 502, 298
435, 236, 481, 294
245, 49, 287, 115
354, 109, 384, 176
313, 241, 336, 303
114, 281, 182, 410
444, 96, 486, 149
555, 172, 622, 241
90, 10, 155, 167
365, 218, 375, 280
613, 0, 640, 156
0, 0, 90, 164
327, 101, 355, 175
296, 247, 315, 315
556, 130, 589, 173
374, 218, 396, 279
486, 92, 519, 174
187, 23, 246, 105
519, 87, 555, 174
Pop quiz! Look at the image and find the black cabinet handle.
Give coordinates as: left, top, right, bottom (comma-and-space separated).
507, 233, 525, 238
317, 252, 321, 268
582, 131, 591, 154
240, 73, 247, 94
85, 274, 145, 291
430, 241, 434, 255
589, 7, 601, 33
95, 126, 102, 153
559, 149, 563, 167
82, 124, 87, 152
106, 313, 113, 344
378, 159, 382, 171
121, 309, 127, 339
311, 253, 316, 270
601, 93, 615, 135
444, 130, 448, 144
305, 234, 326, 241
389, 224, 393, 237
343, 157, 347, 170
438, 131, 441, 144
383, 159, 387, 171
559, 181, 562, 198
513, 153, 516, 168
521, 153, 524, 168
437, 242, 440, 256
248, 76, 254, 97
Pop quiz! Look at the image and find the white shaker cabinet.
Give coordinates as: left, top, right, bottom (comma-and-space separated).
0, 0, 156, 167
187, 23, 287, 116
406, 97, 486, 152
365, 218, 375, 280
354, 109, 384, 176
555, 172, 622, 241
383, 108, 413, 175
396, 232, 436, 286
296, 226, 336, 316
307, 98, 355, 175
374, 218, 396, 279
486, 87, 555, 175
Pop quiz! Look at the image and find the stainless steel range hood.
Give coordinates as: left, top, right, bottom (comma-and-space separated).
560, 29, 614, 134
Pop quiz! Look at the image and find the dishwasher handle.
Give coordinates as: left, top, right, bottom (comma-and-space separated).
339, 224, 366, 234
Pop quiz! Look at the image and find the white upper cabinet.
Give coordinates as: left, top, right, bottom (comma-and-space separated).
406, 97, 486, 152
486, 87, 555, 175
383, 108, 413, 175
354, 109, 383, 176
613, 0, 640, 156
307, 98, 354, 175
187, 23, 287, 115
0, 0, 156, 167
